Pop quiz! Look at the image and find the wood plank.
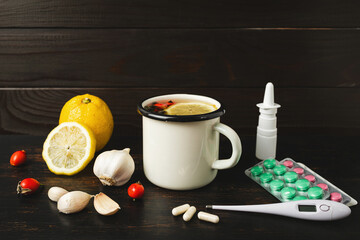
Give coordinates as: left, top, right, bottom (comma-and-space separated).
0, 0, 359, 28
1, 29, 360, 88
0, 88, 359, 136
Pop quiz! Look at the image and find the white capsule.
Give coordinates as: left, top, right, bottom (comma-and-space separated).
197, 211, 220, 224
183, 206, 196, 222
172, 204, 190, 216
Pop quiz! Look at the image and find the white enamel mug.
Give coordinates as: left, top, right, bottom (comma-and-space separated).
137, 94, 242, 190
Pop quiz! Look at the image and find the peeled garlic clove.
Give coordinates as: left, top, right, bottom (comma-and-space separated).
57, 191, 92, 214
94, 192, 120, 216
48, 186, 69, 202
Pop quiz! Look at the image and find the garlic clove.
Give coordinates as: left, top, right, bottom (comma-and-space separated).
94, 192, 120, 216
48, 186, 69, 202
57, 191, 93, 214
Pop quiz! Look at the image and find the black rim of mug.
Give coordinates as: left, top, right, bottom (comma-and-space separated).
137, 95, 226, 122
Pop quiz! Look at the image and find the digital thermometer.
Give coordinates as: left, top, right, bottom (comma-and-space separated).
206, 200, 351, 221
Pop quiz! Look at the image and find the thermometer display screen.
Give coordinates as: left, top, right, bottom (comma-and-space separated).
298, 205, 317, 212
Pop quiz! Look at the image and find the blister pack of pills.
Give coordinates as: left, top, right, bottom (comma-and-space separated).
245, 158, 358, 207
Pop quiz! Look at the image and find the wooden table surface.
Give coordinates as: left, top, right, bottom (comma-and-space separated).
0, 134, 359, 240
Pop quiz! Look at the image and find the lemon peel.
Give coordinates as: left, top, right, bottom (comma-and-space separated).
59, 94, 113, 151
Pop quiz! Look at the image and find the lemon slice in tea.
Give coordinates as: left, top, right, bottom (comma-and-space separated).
164, 102, 217, 116
42, 122, 96, 175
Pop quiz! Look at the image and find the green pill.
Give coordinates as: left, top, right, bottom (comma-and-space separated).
284, 171, 298, 183
250, 165, 264, 177
281, 187, 296, 200
293, 196, 308, 201
259, 172, 274, 184
295, 179, 311, 192
273, 165, 287, 176
263, 158, 277, 170
308, 186, 324, 199
269, 179, 285, 192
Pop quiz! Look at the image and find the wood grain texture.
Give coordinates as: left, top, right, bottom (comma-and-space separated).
1, 29, 360, 88
0, 135, 359, 240
0, 1, 359, 239
0, 0, 359, 28
0, 88, 359, 136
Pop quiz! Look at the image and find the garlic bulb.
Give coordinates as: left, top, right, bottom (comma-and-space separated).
48, 186, 68, 202
57, 191, 92, 214
93, 148, 135, 186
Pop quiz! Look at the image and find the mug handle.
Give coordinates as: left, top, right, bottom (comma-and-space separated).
212, 123, 242, 170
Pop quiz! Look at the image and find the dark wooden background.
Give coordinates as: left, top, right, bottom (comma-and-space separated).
0, 0, 359, 137
0, 1, 360, 239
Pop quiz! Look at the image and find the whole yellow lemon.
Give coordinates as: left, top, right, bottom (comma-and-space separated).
59, 94, 114, 152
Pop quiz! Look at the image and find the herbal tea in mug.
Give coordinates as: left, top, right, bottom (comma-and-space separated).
144, 99, 217, 116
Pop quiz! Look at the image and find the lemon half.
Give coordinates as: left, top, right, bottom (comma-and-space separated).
165, 102, 217, 116
42, 122, 96, 175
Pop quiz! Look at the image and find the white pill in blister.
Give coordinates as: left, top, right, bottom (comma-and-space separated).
183, 206, 196, 221
172, 204, 190, 216
197, 211, 219, 223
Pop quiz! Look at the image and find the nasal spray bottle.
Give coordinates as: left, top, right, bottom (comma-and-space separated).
256, 82, 280, 160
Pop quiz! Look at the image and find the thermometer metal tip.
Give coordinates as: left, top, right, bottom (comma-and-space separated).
206, 205, 213, 209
